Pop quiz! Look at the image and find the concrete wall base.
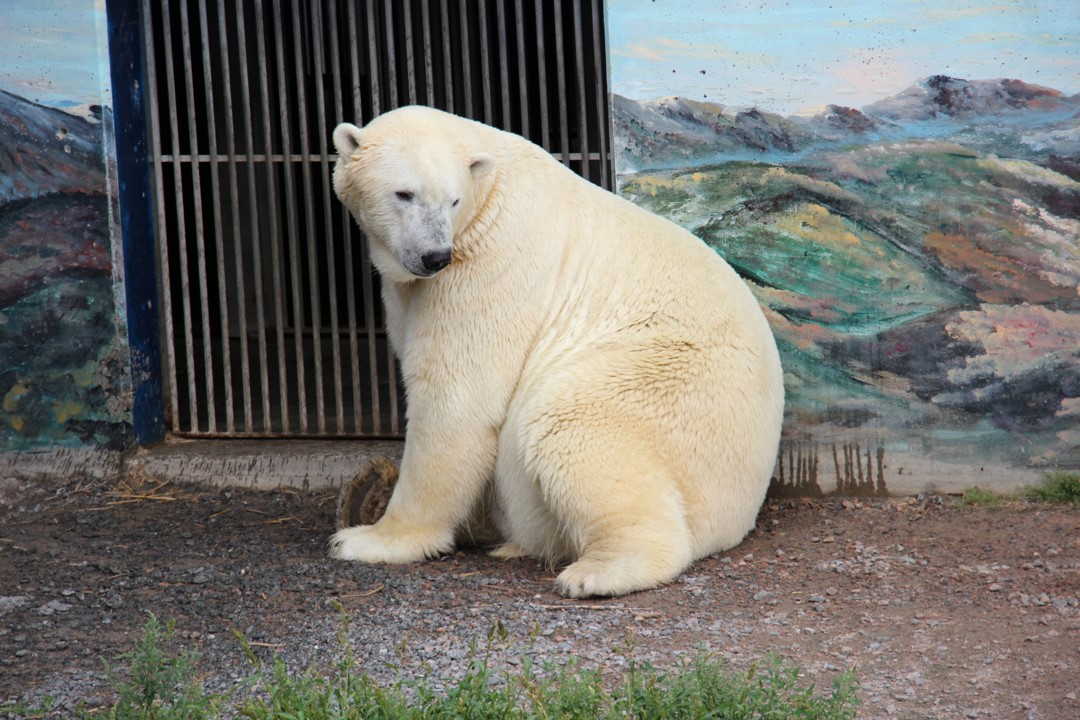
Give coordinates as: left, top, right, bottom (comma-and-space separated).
124, 438, 405, 492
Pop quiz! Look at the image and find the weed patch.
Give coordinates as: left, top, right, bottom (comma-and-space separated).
961, 486, 1006, 507
4, 614, 860, 719
1028, 472, 1080, 506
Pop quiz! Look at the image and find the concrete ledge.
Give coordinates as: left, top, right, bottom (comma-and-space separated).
2, 438, 1047, 496
0, 446, 123, 483
125, 438, 404, 492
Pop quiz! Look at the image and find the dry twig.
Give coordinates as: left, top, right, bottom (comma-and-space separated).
337, 583, 386, 599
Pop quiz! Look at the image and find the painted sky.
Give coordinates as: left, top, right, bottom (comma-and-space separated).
608, 0, 1080, 115
0, 0, 110, 107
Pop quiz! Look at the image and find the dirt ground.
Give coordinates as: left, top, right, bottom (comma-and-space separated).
1, 474, 1078, 719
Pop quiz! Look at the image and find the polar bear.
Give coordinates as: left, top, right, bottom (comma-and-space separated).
329, 106, 784, 598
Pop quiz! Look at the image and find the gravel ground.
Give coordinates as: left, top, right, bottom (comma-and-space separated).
1, 474, 1078, 719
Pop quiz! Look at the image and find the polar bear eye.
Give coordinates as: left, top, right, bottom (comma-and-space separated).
395, 190, 414, 202
451, 198, 461, 208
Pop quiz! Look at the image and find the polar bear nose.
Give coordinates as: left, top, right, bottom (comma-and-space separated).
420, 248, 453, 274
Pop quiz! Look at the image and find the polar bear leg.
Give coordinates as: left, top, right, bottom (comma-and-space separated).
555, 483, 693, 597
330, 419, 497, 563
531, 424, 695, 598
490, 428, 573, 564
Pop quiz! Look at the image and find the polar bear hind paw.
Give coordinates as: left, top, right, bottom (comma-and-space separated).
555, 555, 679, 599
489, 542, 528, 559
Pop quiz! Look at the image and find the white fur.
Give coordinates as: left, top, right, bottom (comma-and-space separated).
329, 106, 784, 598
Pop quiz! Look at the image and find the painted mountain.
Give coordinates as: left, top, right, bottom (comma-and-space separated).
0, 89, 131, 448
614, 77, 1080, 173
614, 77, 1080, 490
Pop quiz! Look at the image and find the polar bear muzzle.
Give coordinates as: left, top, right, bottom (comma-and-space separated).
420, 247, 453, 274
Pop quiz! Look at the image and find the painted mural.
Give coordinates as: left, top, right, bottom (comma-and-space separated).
0, 2, 132, 450
608, 1, 1080, 492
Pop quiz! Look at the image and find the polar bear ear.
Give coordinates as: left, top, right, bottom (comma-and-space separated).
469, 152, 494, 179
333, 123, 365, 161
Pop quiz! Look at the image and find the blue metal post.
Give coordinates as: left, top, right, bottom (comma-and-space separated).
106, 0, 166, 444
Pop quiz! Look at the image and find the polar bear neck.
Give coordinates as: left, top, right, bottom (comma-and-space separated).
451, 138, 560, 268
454, 167, 503, 261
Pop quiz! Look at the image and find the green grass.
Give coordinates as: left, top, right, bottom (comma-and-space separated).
961, 473, 1080, 508
1027, 472, 1080, 506
960, 485, 1008, 507
4, 614, 860, 720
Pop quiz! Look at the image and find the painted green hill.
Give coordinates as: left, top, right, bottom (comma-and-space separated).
620, 140, 1080, 469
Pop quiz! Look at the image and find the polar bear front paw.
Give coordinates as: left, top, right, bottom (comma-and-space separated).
328, 524, 451, 564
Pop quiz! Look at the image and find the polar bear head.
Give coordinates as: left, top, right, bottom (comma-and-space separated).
332, 107, 494, 283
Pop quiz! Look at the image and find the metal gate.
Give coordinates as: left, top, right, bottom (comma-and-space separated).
141, 0, 613, 438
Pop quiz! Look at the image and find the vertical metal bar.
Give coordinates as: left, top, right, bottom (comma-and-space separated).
278, 0, 315, 431
388, 351, 401, 435
534, 1, 550, 150
459, 1, 473, 117
383, 0, 398, 108
478, 0, 492, 123
383, 3, 404, 433
160, 2, 199, 432
495, 0, 511, 129
365, 0, 385, 433
142, 0, 180, 433
197, 0, 235, 432
359, 245, 381, 434
178, 0, 218, 432
552, 1, 571, 169
421, 0, 435, 106
213, 0, 253, 432
233, 0, 273, 431
366, 1, 382, 115
291, 0, 328, 433
345, 0, 361, 118
514, 0, 530, 140
402, 0, 417, 103
311, 0, 345, 433
571, 0, 590, 182
254, 0, 291, 433
440, 0, 453, 113
591, 0, 611, 190
271, 0, 309, 432
338, 0, 365, 433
